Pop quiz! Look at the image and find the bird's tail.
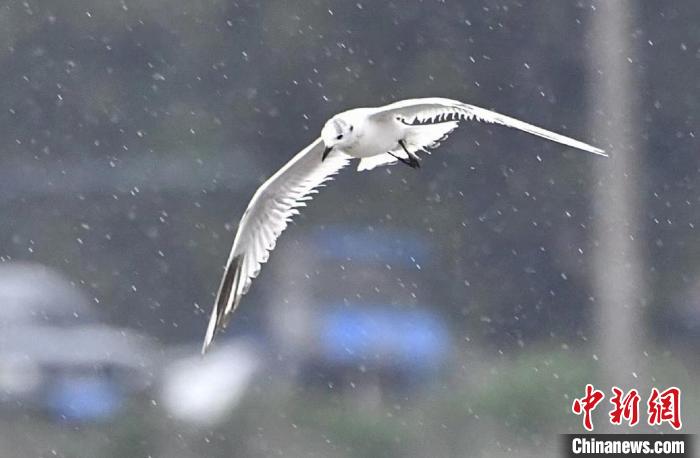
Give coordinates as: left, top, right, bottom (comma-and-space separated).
202, 254, 244, 354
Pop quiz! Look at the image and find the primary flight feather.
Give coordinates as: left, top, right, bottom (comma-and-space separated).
202, 97, 605, 353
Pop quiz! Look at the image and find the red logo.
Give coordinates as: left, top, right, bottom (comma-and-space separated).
647, 387, 682, 430
572, 385, 682, 431
609, 387, 640, 427
572, 384, 605, 431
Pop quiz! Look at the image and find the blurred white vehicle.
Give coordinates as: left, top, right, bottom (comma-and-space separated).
0, 263, 155, 421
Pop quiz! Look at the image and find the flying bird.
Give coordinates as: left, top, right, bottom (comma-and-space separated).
202, 97, 605, 353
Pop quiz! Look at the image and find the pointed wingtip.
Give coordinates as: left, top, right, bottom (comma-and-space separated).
568, 139, 606, 158
201, 328, 214, 355
201, 327, 219, 355
570, 142, 606, 158
201, 300, 220, 356
591, 146, 608, 157
202, 254, 245, 356
201, 323, 215, 355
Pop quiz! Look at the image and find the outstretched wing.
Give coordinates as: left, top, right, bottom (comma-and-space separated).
370, 97, 606, 156
202, 138, 350, 353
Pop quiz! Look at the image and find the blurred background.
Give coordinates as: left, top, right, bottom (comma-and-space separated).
0, 0, 698, 457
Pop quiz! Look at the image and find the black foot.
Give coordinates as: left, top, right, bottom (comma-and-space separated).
388, 151, 420, 169
406, 155, 420, 168
392, 140, 421, 169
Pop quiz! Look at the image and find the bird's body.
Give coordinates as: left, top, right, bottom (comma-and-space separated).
332, 108, 406, 158
201, 97, 605, 353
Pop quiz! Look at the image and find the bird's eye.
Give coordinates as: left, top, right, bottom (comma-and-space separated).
336, 134, 343, 140
349, 125, 354, 132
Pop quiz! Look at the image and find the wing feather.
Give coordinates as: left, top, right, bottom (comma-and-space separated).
371, 97, 606, 157
202, 138, 350, 353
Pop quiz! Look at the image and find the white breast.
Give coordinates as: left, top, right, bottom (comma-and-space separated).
344, 112, 404, 158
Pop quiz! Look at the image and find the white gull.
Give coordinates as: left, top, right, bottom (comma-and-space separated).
202, 97, 606, 353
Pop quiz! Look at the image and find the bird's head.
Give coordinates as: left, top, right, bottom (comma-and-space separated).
321, 116, 355, 160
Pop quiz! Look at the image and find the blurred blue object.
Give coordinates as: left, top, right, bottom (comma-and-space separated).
319, 306, 449, 374
45, 376, 123, 422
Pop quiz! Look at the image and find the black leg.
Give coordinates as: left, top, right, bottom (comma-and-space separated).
387, 151, 417, 168
398, 140, 420, 168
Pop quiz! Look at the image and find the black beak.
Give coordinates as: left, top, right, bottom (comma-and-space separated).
322, 145, 333, 161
